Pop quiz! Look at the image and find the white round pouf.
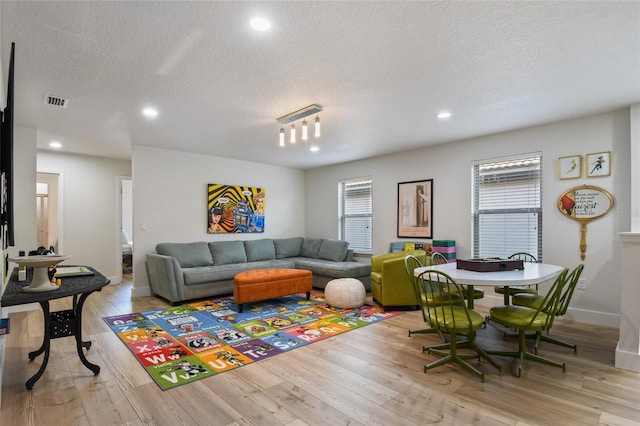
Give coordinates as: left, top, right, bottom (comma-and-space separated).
324, 278, 366, 309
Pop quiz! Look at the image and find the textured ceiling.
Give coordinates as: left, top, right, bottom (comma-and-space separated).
1, 1, 639, 169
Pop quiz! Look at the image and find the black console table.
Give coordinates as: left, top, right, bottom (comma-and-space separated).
1, 266, 110, 389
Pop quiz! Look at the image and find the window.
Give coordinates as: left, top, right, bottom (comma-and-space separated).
338, 177, 373, 253
472, 154, 542, 260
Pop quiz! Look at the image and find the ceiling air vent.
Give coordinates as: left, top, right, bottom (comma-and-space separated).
44, 95, 69, 108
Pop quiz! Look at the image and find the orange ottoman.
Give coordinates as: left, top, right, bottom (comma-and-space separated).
234, 268, 312, 312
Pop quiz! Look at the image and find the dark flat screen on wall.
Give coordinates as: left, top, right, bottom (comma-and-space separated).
1, 42, 15, 248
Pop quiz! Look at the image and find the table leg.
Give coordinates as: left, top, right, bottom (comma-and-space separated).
503, 286, 510, 305
26, 291, 102, 390
467, 285, 474, 309
26, 301, 52, 390
74, 291, 100, 375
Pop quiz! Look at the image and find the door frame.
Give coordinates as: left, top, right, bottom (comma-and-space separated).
117, 175, 132, 283
36, 169, 64, 254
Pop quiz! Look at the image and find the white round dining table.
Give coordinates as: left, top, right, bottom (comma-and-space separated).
414, 261, 565, 308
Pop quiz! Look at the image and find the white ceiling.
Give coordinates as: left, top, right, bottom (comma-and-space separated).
1, 1, 639, 170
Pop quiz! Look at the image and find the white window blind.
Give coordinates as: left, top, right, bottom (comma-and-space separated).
338, 177, 373, 253
472, 154, 542, 260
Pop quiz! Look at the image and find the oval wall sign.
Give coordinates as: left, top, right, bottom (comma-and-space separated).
557, 185, 614, 260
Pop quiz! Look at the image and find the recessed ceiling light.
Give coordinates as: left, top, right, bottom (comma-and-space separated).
49, 141, 62, 149
437, 111, 452, 119
250, 17, 271, 31
142, 107, 159, 118
310, 146, 319, 153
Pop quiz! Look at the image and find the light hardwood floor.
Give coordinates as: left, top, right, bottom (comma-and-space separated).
2, 278, 640, 426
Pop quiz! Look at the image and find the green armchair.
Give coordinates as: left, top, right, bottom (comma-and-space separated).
371, 249, 427, 309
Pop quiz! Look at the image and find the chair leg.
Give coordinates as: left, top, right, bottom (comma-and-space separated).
524, 331, 577, 354
540, 334, 578, 353
487, 330, 566, 376
470, 341, 501, 374
409, 327, 436, 337
409, 327, 447, 344
534, 331, 541, 354
422, 335, 501, 382
423, 334, 487, 382
424, 336, 476, 356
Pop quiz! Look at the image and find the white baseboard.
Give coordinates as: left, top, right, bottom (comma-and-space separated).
2, 303, 39, 314
615, 344, 640, 373
131, 285, 151, 298
564, 307, 619, 328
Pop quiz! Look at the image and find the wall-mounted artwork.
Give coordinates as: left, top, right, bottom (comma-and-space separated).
558, 155, 582, 180
586, 151, 611, 177
557, 184, 614, 260
207, 183, 265, 233
397, 179, 433, 239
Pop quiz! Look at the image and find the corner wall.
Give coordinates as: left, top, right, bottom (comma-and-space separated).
3, 125, 37, 298
306, 109, 631, 326
131, 145, 306, 297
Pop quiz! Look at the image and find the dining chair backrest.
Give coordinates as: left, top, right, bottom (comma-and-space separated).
555, 264, 584, 317
527, 268, 569, 329
418, 270, 473, 333
404, 254, 425, 306
508, 252, 539, 263
431, 252, 448, 265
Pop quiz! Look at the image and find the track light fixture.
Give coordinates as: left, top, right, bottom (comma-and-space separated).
276, 104, 322, 147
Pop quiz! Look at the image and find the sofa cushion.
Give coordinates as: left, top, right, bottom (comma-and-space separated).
182, 260, 295, 285
155, 242, 213, 268
300, 237, 323, 258
244, 239, 276, 262
292, 258, 371, 278
317, 239, 349, 262
273, 237, 304, 258
209, 241, 247, 265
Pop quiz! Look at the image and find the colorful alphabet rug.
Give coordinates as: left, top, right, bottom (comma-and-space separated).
103, 291, 400, 390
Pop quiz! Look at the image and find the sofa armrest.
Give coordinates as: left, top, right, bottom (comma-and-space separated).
371, 249, 426, 273
146, 253, 185, 303
376, 250, 427, 306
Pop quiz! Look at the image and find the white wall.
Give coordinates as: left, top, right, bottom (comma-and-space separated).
131, 145, 306, 297
2, 125, 37, 310
37, 151, 132, 282
9, 126, 37, 258
306, 109, 631, 326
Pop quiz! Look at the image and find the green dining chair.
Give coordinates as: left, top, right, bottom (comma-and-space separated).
404, 254, 465, 339
404, 254, 440, 338
418, 269, 501, 382
487, 268, 569, 377
431, 252, 484, 301
512, 264, 584, 353
494, 252, 539, 304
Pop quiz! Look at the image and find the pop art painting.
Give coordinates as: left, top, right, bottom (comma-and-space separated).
207, 183, 265, 233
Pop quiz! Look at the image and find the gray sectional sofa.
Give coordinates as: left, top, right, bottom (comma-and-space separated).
145, 237, 371, 304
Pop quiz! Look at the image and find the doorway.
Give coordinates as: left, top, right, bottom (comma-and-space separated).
120, 178, 133, 278
36, 172, 60, 252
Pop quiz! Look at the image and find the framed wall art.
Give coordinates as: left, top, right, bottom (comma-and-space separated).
558, 155, 581, 180
557, 184, 614, 259
207, 183, 265, 233
397, 179, 433, 239
586, 151, 611, 177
